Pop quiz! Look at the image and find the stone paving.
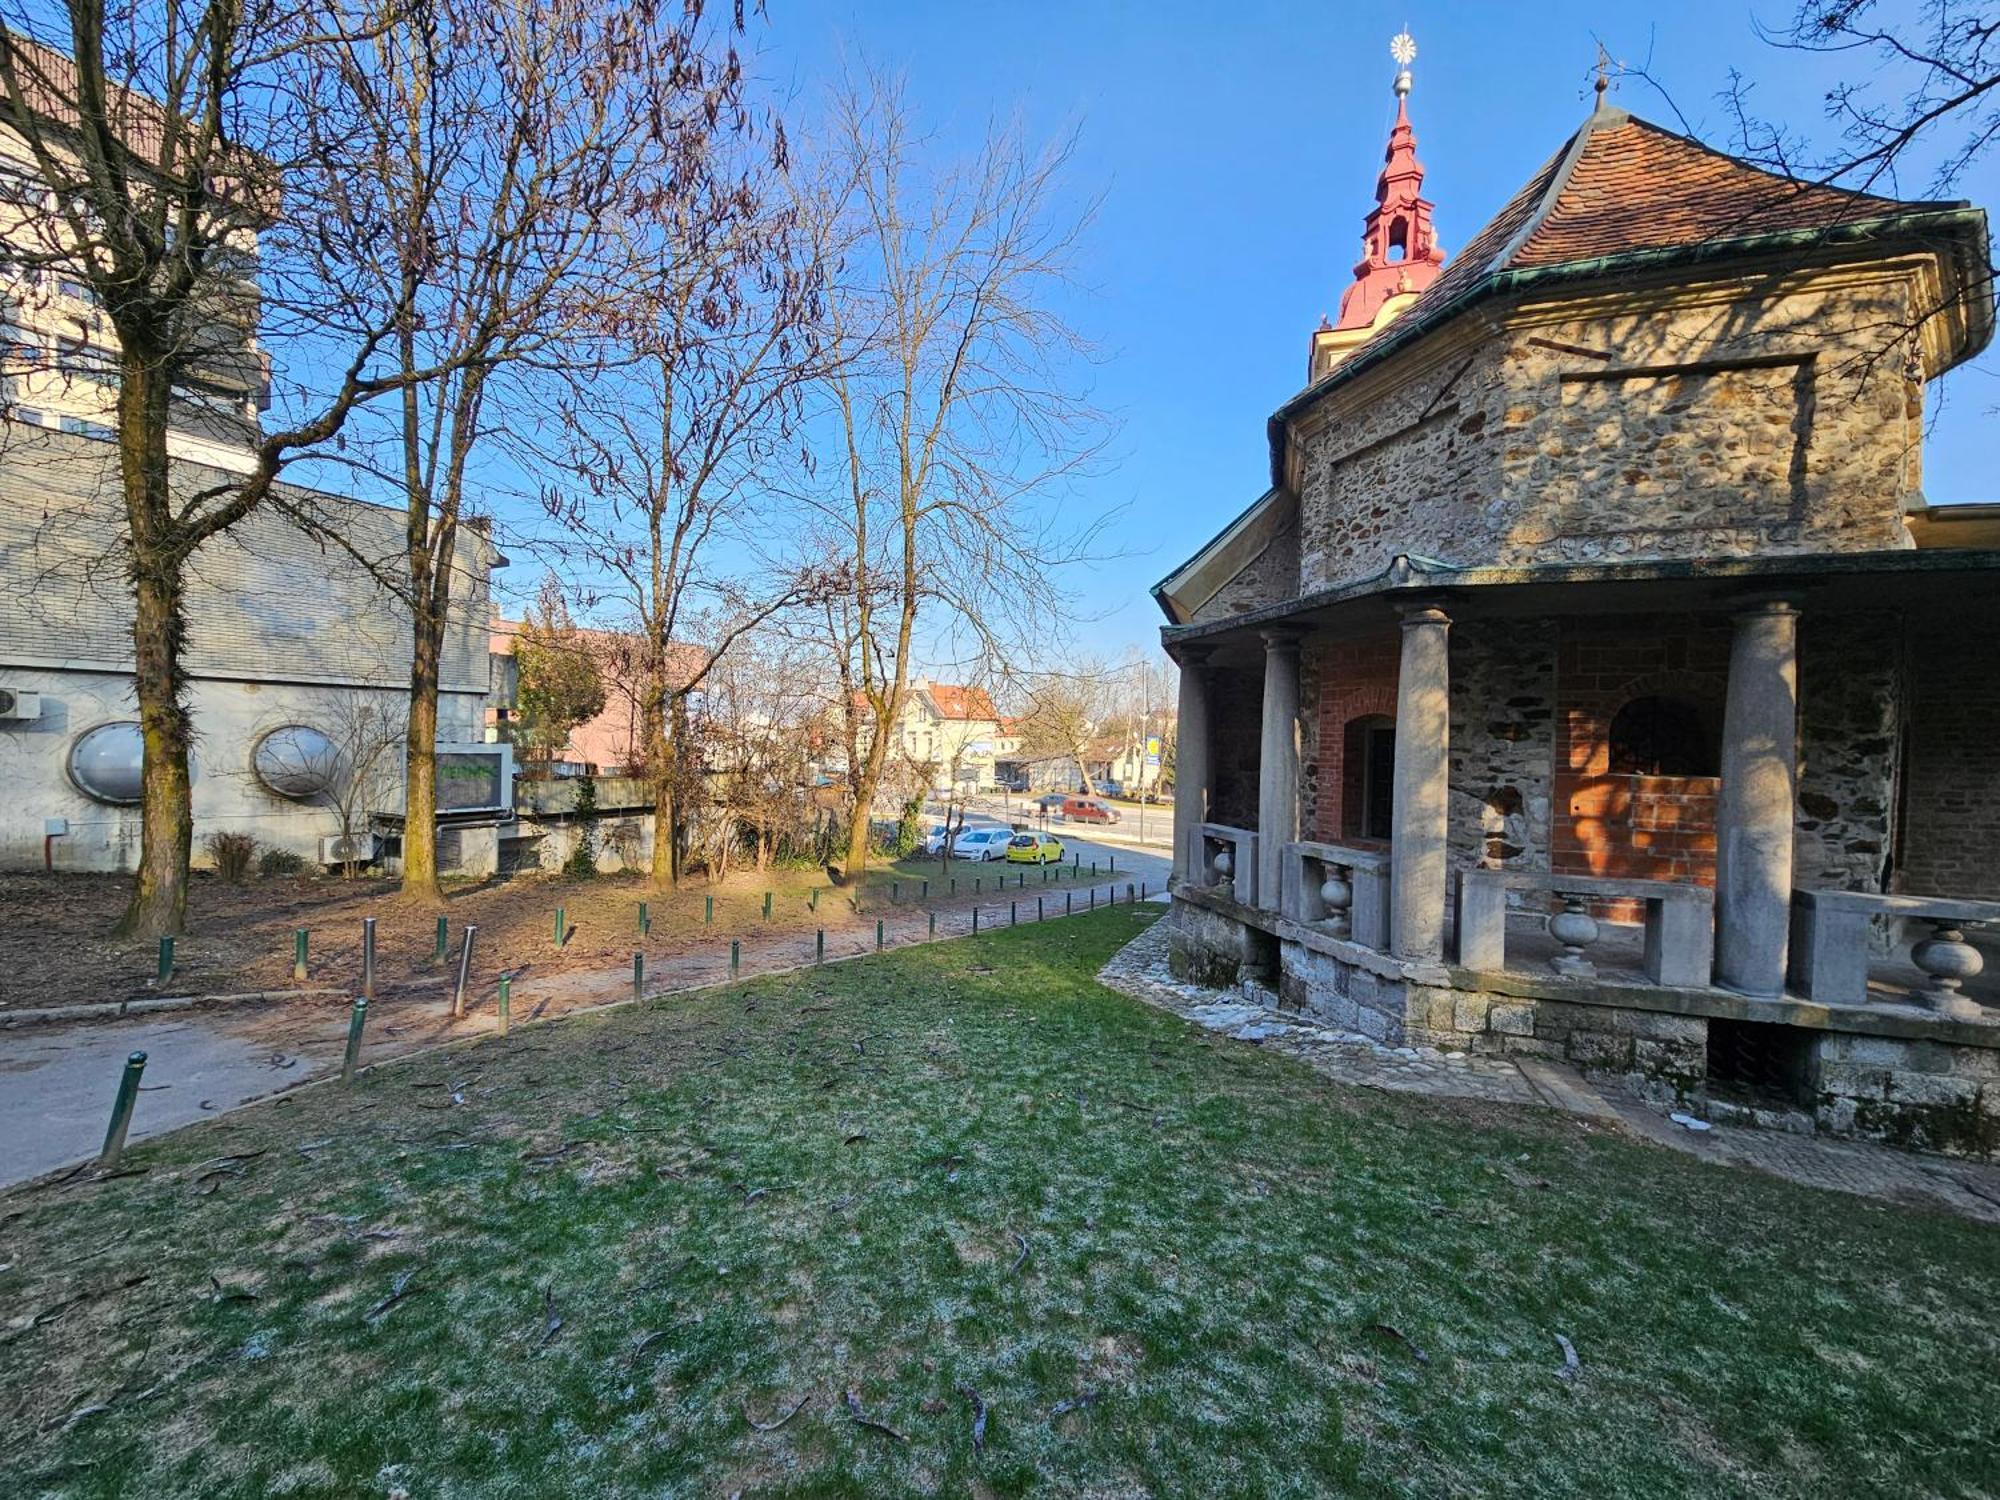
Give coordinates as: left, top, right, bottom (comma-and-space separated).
1104, 907, 2000, 1225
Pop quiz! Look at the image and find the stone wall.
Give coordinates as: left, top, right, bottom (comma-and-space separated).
1794, 612, 1900, 895
1898, 602, 2000, 899
1291, 268, 1926, 594
1448, 623, 1555, 877
1189, 517, 1299, 624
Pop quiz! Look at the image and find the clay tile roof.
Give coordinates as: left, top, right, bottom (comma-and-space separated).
925, 683, 1000, 722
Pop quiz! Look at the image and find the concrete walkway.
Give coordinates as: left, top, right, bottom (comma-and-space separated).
1100, 910, 2000, 1225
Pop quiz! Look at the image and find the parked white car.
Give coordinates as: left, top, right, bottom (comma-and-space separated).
920, 823, 952, 855
951, 828, 1012, 862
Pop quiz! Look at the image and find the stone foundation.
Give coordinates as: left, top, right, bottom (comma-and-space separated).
1171, 888, 2000, 1158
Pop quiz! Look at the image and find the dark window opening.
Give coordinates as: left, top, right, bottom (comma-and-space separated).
1706, 1019, 1814, 1110
1608, 695, 1719, 777
1343, 715, 1397, 842
1386, 217, 1408, 262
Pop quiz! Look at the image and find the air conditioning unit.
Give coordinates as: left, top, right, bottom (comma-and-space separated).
0, 688, 41, 721
319, 832, 378, 865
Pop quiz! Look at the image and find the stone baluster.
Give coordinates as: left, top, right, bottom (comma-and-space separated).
1319, 859, 1354, 940
1714, 600, 1800, 998
1911, 921, 1986, 1020
1547, 892, 1601, 978
1390, 601, 1451, 963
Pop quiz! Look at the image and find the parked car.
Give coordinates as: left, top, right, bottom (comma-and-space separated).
1058, 796, 1120, 825
1005, 831, 1065, 865
1034, 792, 1069, 813
1098, 779, 1124, 799
919, 823, 952, 856
951, 828, 1013, 861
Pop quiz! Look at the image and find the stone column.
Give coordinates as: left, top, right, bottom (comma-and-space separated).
1390, 603, 1451, 963
1714, 600, 1801, 997
1170, 645, 1212, 886
1255, 629, 1303, 909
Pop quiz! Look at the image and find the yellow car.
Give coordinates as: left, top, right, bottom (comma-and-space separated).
1005, 831, 1065, 865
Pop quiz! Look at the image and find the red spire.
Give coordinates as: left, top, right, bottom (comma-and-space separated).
1334, 51, 1446, 332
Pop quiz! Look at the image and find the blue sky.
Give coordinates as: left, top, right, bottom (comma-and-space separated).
757, 1, 2000, 661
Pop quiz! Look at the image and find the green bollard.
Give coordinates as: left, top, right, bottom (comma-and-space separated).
361, 917, 376, 1000
98, 1051, 147, 1167
763, 891, 772, 920
633, 951, 644, 1000
157, 936, 174, 985
891, 881, 899, 904
731, 940, 740, 978
1128, 883, 1135, 904
950, 878, 957, 897
451, 925, 477, 1018
876, 919, 884, 952
921, 879, 929, 901
639, 901, 650, 936
1090, 860, 1097, 877
928, 911, 936, 939
705, 895, 714, 925
340, 998, 368, 1085
975, 876, 982, 895
497, 975, 511, 1036
1110, 854, 1116, 873
810, 887, 818, 912
1089, 887, 1096, 910
434, 916, 448, 965
1017, 872, 1024, 890
972, 907, 980, 934
554, 907, 567, 948
1010, 900, 1017, 927
1072, 853, 1079, 870
292, 927, 309, 982
1038, 896, 1045, 921
815, 930, 824, 964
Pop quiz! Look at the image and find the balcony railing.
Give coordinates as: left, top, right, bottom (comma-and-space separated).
1789, 890, 1999, 1021
1456, 870, 1714, 987
1280, 841, 1390, 950
1194, 822, 1258, 908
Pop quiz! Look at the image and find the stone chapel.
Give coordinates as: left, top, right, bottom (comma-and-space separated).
1157, 38, 2000, 1155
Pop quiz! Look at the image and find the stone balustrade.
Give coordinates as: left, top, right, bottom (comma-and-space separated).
1789, 890, 2000, 1021
1279, 841, 1391, 950
1456, 870, 1714, 987
1196, 823, 1260, 908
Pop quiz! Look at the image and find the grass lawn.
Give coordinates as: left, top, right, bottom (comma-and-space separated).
4, 908, 1995, 1497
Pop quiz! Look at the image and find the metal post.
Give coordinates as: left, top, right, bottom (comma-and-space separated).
1110, 855, 1116, 873
810, 886, 818, 911
876, 919, 884, 952
1066, 891, 1073, 915
497, 975, 511, 1036
763, 891, 772, 920
975, 876, 982, 896
554, 907, 567, 948
451, 925, 477, 1018
705, 895, 714, 925
815, 929, 824, 964
1128, 883, 1135, 904
633, 952, 644, 1000
731, 940, 741, 977
1017, 872, 1023, 890
1037, 894, 1046, 921
434, 916, 448, 964
921, 879, 929, 901
292, 927, 309, 982
98, 1051, 147, 1167
639, 901, 650, 936
361, 917, 376, 1001
973, 907, 980, 934
928, 911, 936, 939
1089, 888, 1096, 911
891, 881, 899, 904
341, 999, 368, 1084
1010, 901, 1017, 927
950, 877, 957, 897
1091, 860, 1097, 877
157, 936, 174, 985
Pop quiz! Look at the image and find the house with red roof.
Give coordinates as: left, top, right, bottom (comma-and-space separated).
1156, 36, 2000, 1156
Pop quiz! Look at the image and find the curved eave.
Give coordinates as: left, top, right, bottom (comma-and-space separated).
1265, 204, 1995, 488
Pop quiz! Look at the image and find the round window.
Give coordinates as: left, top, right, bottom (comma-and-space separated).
68, 721, 145, 805
253, 725, 340, 800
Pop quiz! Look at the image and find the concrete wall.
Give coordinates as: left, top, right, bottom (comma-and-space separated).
1289, 265, 1927, 594
0, 426, 496, 871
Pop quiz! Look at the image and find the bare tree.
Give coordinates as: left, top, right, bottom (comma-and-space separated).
808, 73, 1107, 881
1016, 664, 1115, 796
0, 6, 447, 936
544, 133, 830, 889
302, 0, 762, 905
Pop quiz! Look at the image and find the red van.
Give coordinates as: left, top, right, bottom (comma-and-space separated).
1059, 796, 1120, 825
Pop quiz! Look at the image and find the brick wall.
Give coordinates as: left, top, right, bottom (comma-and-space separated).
1552, 617, 1730, 914
1898, 606, 2000, 899
1307, 628, 1398, 843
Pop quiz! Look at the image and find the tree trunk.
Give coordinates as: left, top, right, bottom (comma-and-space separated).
401, 642, 443, 903
646, 688, 677, 889
842, 724, 890, 881
114, 352, 191, 939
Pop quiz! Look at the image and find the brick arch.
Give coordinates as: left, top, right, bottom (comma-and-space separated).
1309, 631, 1401, 842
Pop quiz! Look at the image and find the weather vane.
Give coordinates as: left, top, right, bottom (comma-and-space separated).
1391, 30, 1416, 96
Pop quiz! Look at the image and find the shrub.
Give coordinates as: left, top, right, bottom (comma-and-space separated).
259, 848, 307, 877
204, 831, 259, 883
563, 777, 599, 879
